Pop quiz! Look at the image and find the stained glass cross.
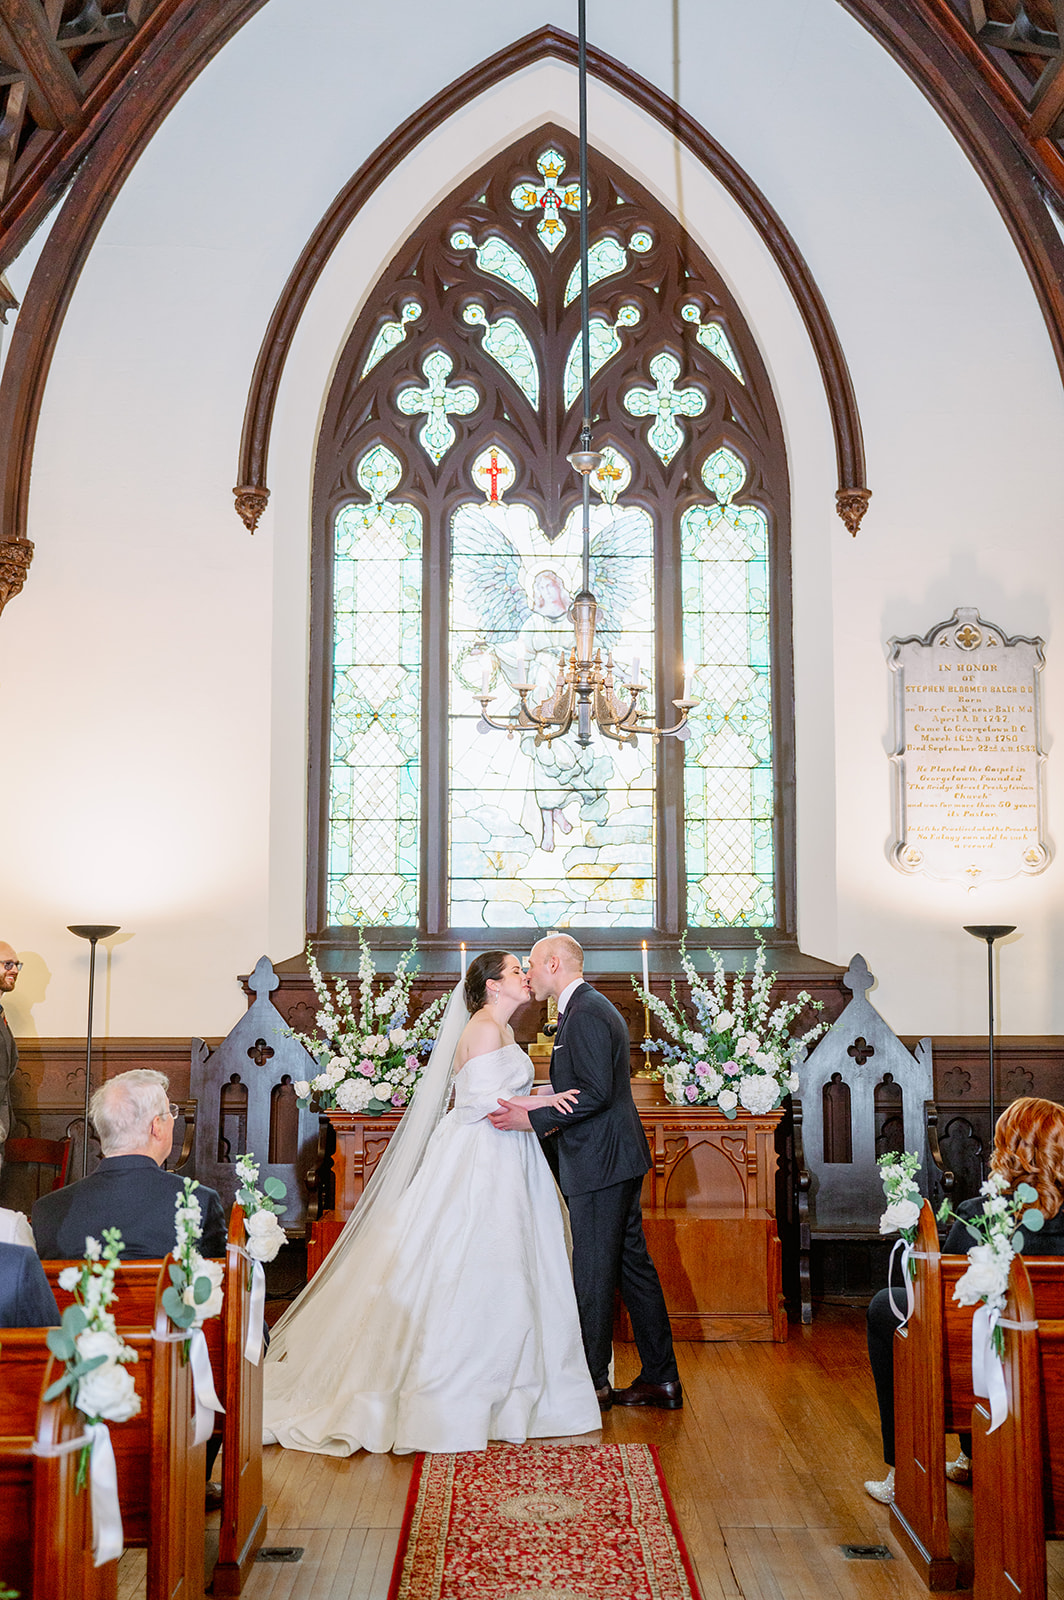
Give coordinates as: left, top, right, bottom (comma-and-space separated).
623, 352, 705, 464
396, 350, 479, 464
510, 147, 582, 253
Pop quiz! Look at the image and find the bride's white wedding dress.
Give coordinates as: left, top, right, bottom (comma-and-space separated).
262, 1042, 600, 1455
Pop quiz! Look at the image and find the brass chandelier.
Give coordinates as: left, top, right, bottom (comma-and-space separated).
474, 0, 698, 751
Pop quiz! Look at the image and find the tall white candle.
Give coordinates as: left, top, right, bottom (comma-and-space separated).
683, 660, 693, 700
641, 939, 649, 991
460, 942, 467, 979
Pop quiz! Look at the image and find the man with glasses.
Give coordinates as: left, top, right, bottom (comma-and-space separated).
33, 1068, 226, 1259
0, 942, 23, 1175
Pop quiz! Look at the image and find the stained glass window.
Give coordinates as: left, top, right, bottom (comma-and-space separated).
450, 496, 655, 927
314, 130, 791, 941
681, 448, 773, 926
328, 446, 422, 926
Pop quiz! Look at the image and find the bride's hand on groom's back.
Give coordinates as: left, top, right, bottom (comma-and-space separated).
488, 1089, 580, 1129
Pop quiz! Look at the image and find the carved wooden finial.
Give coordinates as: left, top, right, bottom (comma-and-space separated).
233, 484, 270, 534
0, 537, 34, 615
248, 955, 280, 1002
843, 953, 875, 997
836, 487, 871, 537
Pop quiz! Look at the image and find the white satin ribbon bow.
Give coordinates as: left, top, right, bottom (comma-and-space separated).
154, 1326, 226, 1445
33, 1420, 123, 1566
245, 1259, 266, 1365
970, 1304, 1039, 1433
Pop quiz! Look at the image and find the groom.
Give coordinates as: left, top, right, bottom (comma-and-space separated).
489, 934, 680, 1410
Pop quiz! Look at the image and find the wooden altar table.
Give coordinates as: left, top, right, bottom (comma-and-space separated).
306, 1104, 785, 1342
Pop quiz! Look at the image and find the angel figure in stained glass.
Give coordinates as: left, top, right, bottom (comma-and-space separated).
451, 502, 652, 853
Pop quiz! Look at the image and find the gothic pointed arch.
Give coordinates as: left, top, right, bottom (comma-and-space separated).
309, 125, 793, 948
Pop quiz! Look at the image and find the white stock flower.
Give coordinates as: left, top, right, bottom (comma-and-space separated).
335, 1077, 375, 1113
879, 1198, 922, 1236
245, 1211, 286, 1262
686, 1033, 706, 1055
954, 1242, 1011, 1308
84, 1237, 102, 1261
75, 1329, 125, 1366
83, 1275, 105, 1310
76, 1360, 141, 1424
714, 1012, 734, 1032
983, 1195, 1009, 1216
58, 1266, 81, 1292
738, 1074, 779, 1115
717, 1088, 738, 1111
293, 1080, 311, 1099
184, 1255, 224, 1324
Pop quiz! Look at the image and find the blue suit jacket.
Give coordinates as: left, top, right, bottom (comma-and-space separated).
32, 1154, 226, 1261
0, 1242, 60, 1327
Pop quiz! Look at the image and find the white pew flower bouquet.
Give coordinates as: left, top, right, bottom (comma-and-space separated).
290, 929, 448, 1116
235, 1153, 288, 1264
939, 1171, 1044, 1356
633, 935, 827, 1119
45, 1228, 141, 1485
163, 1178, 224, 1343
878, 1151, 922, 1251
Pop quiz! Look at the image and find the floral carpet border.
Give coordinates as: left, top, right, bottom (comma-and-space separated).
388, 1442, 703, 1600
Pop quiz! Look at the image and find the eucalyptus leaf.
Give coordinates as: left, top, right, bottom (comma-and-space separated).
42, 1372, 73, 1401
162, 1285, 192, 1326
62, 1304, 88, 1335
68, 1354, 108, 1380
263, 1177, 287, 1200
1012, 1229, 1025, 1250
1022, 1208, 1045, 1232
193, 1276, 212, 1305
46, 1328, 76, 1361
235, 1187, 255, 1209
965, 1222, 983, 1242
1015, 1182, 1039, 1204
168, 1264, 184, 1289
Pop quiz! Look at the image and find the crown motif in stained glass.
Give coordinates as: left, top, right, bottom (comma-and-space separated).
463, 304, 540, 409
361, 302, 422, 378
623, 352, 705, 464
471, 445, 516, 504
590, 446, 631, 504
510, 148, 582, 253
682, 304, 744, 383
396, 349, 479, 464
450, 230, 538, 305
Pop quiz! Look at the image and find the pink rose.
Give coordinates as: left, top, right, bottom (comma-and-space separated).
391, 1091, 406, 1108
694, 1061, 710, 1078
685, 1084, 699, 1102
404, 1055, 418, 1071
358, 1058, 375, 1076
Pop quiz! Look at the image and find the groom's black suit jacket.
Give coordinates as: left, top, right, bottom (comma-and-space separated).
527, 982, 650, 1197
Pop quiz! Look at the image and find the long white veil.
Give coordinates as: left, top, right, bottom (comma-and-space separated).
268, 980, 469, 1360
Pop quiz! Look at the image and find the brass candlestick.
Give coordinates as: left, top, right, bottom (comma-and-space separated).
633, 999, 657, 1079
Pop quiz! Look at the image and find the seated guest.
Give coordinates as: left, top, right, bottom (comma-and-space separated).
0, 1241, 60, 1326
864, 1096, 1064, 1503
32, 1069, 226, 1260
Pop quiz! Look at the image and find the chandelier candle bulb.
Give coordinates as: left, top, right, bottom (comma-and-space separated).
479, 657, 490, 695
630, 655, 640, 686
683, 660, 693, 701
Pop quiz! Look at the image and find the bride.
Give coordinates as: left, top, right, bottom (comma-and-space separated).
262, 951, 601, 1454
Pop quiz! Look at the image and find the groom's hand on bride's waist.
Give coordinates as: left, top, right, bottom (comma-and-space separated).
488, 1099, 534, 1130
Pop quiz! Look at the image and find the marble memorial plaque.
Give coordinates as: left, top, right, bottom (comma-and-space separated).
888, 607, 1049, 886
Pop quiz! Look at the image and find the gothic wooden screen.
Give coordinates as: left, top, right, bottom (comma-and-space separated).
309, 124, 793, 945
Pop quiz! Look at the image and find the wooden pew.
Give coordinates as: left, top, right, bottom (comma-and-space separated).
890, 1202, 1064, 1590
0, 1351, 117, 1600
971, 1255, 1064, 1599
0, 1255, 206, 1600
45, 1205, 266, 1593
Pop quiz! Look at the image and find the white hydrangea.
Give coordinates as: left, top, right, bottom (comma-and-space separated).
879, 1198, 922, 1236
335, 1077, 375, 1113
738, 1073, 779, 1115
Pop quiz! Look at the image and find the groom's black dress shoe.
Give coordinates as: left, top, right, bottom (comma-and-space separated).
611, 1378, 683, 1410
595, 1384, 613, 1411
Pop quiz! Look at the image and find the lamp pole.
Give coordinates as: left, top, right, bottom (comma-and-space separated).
963, 924, 1015, 1173
68, 925, 120, 1176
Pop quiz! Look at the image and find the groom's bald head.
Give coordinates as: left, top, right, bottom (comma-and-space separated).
526, 935, 584, 1000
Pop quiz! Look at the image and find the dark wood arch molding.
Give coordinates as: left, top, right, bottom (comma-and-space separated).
0, 0, 271, 617
233, 25, 871, 543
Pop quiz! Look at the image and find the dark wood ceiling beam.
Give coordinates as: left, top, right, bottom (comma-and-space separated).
0, 1, 84, 130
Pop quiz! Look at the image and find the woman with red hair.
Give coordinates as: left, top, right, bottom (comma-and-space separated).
864, 1096, 1064, 1503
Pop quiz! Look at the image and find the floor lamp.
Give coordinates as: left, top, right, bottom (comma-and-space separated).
963, 923, 1015, 1174
68, 924, 120, 1176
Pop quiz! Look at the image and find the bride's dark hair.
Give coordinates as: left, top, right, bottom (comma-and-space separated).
464, 951, 510, 1013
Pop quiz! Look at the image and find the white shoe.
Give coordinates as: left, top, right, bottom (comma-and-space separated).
863, 1468, 894, 1504
945, 1451, 971, 1484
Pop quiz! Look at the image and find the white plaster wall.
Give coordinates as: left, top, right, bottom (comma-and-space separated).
0, 0, 1061, 1039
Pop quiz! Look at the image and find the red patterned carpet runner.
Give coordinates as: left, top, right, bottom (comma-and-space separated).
388, 1443, 702, 1600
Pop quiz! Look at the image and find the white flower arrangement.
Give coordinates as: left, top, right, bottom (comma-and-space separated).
289, 929, 448, 1116
45, 1228, 141, 1483
877, 1150, 922, 1277
234, 1153, 288, 1264
939, 1171, 1045, 1355
634, 936, 826, 1119
163, 1178, 225, 1336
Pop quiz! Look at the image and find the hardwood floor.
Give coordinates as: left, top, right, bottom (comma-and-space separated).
118, 1306, 1062, 1597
